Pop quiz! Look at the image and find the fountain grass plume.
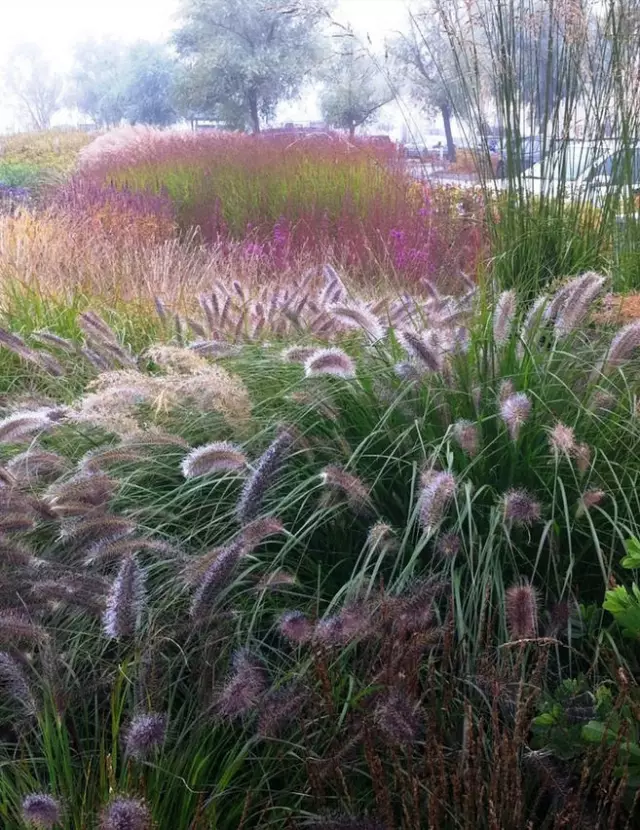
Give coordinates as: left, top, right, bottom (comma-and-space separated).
236, 430, 293, 523
419, 471, 457, 530
500, 392, 532, 441
0, 650, 37, 715
99, 797, 151, 830
103, 555, 145, 639
304, 348, 356, 379
21, 793, 62, 828
181, 441, 248, 478
124, 712, 167, 759
502, 489, 542, 526
216, 648, 268, 721
493, 290, 517, 345
506, 581, 539, 640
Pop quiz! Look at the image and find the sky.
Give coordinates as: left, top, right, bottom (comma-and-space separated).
0, 0, 435, 137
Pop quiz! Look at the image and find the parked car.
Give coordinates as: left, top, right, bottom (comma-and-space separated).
525, 140, 640, 205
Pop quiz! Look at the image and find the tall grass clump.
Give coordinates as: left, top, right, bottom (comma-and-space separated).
0, 269, 638, 825
67, 127, 485, 287
431, 0, 640, 294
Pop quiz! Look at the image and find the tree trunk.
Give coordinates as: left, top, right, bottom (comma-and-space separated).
441, 103, 456, 162
248, 91, 260, 134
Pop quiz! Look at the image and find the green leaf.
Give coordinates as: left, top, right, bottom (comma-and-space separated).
622, 537, 640, 569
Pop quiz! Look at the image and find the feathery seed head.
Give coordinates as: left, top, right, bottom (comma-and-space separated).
452, 419, 479, 456
502, 489, 541, 526
256, 569, 297, 591
554, 272, 607, 336
419, 471, 456, 530
99, 797, 151, 830
181, 442, 247, 478
500, 392, 532, 440
493, 290, 517, 345
304, 348, 356, 379
278, 610, 314, 644
505, 582, 539, 639
281, 345, 317, 364
189, 539, 245, 618
328, 302, 385, 342
548, 422, 577, 456
397, 330, 441, 372
373, 689, 422, 745
216, 649, 267, 720
103, 555, 145, 639
22, 793, 61, 828
236, 430, 293, 523
575, 442, 591, 474
436, 531, 461, 559
0, 650, 36, 714
320, 465, 371, 511
124, 712, 167, 760
0, 409, 56, 444
581, 489, 606, 511
257, 681, 306, 737
498, 379, 515, 404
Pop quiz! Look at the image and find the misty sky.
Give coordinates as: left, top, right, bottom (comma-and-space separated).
0, 0, 434, 137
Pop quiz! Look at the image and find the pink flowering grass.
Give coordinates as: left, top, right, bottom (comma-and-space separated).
69, 130, 485, 287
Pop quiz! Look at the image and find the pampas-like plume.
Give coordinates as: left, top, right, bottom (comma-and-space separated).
373, 689, 422, 745
0, 409, 56, 444
280, 345, 317, 364
31, 577, 108, 615
78, 446, 145, 474
216, 649, 268, 720
493, 290, 517, 345
577, 488, 606, 517
236, 431, 293, 523
256, 681, 306, 737
304, 348, 356, 379
0, 651, 36, 715
419, 471, 456, 530
21, 793, 62, 828
505, 581, 538, 639
124, 712, 167, 759
181, 441, 247, 478
278, 610, 314, 644
328, 302, 385, 342
103, 555, 145, 639
452, 419, 479, 456
502, 489, 542, 526
397, 330, 440, 371
0, 613, 47, 645
518, 294, 548, 354
500, 392, 532, 440
31, 330, 77, 355
599, 321, 640, 374
99, 797, 151, 830
45, 473, 117, 517
255, 569, 296, 591
189, 539, 245, 617
320, 465, 371, 511
0, 327, 63, 376
6, 449, 69, 484
554, 272, 607, 336
240, 516, 284, 548
548, 422, 577, 457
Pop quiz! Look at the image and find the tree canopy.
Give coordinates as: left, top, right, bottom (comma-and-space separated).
3, 44, 63, 130
173, 0, 324, 133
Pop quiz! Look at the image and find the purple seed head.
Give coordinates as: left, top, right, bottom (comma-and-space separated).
99, 797, 151, 830
313, 615, 346, 647
257, 681, 306, 737
452, 419, 479, 456
500, 392, 531, 441
493, 290, 517, 345
0, 650, 37, 714
216, 649, 268, 721
373, 688, 422, 745
419, 471, 456, 530
21, 793, 61, 828
502, 489, 542, 526
506, 582, 538, 640
278, 610, 314, 644
103, 555, 145, 640
124, 712, 167, 759
436, 531, 461, 559
236, 430, 293, 523
189, 539, 245, 618
304, 347, 356, 379
181, 442, 247, 478
548, 422, 576, 456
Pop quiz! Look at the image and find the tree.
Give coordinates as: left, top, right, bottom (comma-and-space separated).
173, 0, 324, 133
319, 38, 393, 137
391, 11, 465, 161
3, 44, 63, 130
122, 43, 177, 126
70, 39, 128, 127
70, 40, 178, 127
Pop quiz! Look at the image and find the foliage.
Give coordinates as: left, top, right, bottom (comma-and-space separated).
70, 128, 485, 287
120, 42, 178, 127
0, 274, 636, 825
0, 130, 95, 173
2, 43, 63, 131
173, 0, 324, 133
69, 39, 129, 127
